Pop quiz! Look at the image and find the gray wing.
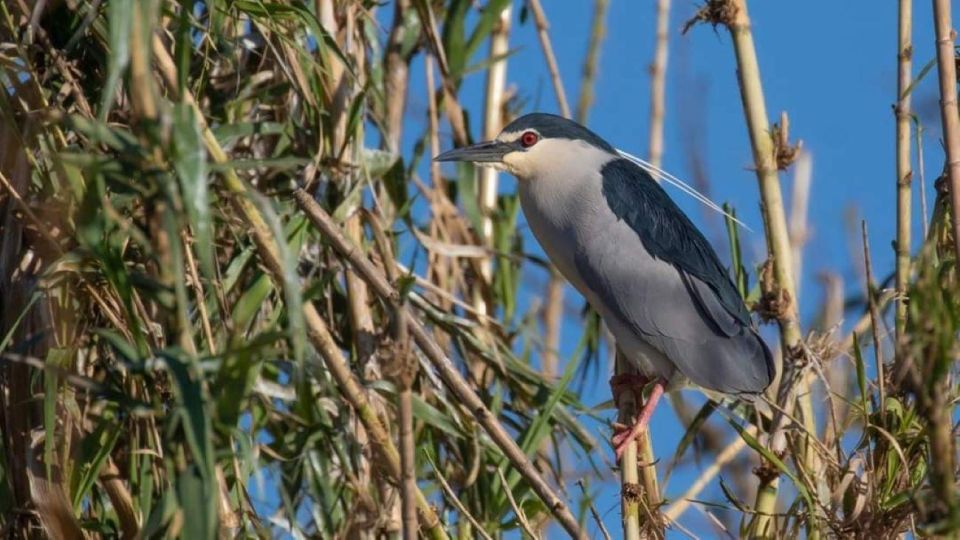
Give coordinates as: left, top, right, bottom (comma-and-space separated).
575, 158, 774, 394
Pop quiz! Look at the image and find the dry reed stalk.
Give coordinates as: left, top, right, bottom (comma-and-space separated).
291, 189, 588, 539
861, 222, 885, 422
383, 0, 412, 155
475, 3, 512, 323
151, 38, 451, 540
647, 0, 671, 170
576, 0, 610, 124
686, 0, 814, 535
789, 152, 812, 299
615, 354, 643, 540
527, 0, 571, 118
917, 123, 930, 239
368, 212, 419, 540
932, 0, 960, 272
895, 0, 913, 349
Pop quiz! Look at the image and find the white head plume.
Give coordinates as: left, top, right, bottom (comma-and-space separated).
616, 148, 752, 231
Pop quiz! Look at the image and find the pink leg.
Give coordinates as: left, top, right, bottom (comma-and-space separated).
612, 379, 665, 461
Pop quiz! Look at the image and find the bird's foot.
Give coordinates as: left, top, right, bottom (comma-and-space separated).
611, 379, 666, 461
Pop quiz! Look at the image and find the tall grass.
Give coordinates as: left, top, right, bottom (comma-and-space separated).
0, 1, 957, 538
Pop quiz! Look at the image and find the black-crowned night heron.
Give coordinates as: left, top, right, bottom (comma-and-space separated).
436, 113, 775, 458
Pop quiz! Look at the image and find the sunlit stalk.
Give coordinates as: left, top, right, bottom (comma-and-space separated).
647, 0, 671, 169
475, 3, 511, 325
896, 0, 913, 350
702, 0, 813, 535
932, 0, 960, 272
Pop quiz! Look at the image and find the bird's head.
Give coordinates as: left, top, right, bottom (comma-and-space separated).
434, 113, 616, 180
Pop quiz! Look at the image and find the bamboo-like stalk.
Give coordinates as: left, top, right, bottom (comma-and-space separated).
151, 39, 450, 540
895, 0, 913, 349
789, 151, 812, 298
292, 189, 588, 539
576, 0, 610, 124
615, 354, 643, 540
932, 0, 960, 272
369, 214, 419, 540
475, 4, 512, 326
647, 0, 671, 169
917, 123, 930, 239
383, 0, 412, 155
703, 1, 813, 535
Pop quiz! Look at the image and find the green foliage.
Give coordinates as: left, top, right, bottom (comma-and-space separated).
0, 1, 956, 539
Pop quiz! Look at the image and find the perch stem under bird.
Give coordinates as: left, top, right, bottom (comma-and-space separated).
435, 113, 775, 458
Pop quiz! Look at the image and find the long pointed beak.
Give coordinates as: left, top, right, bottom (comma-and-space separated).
433, 140, 513, 163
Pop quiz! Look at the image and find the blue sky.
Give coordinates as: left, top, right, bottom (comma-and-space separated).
254, 2, 946, 538
409, 1, 946, 538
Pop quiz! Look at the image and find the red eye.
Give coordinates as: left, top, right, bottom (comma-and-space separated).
520, 131, 539, 147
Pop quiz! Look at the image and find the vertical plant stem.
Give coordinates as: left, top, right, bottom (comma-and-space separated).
383, 0, 412, 155
932, 0, 960, 272
895, 0, 913, 350
637, 432, 662, 536
715, 0, 812, 535
861, 222, 885, 422
473, 3, 512, 384
647, 0, 671, 169
615, 353, 642, 540
527, 0, 571, 118
477, 3, 511, 312
789, 152, 812, 299
917, 122, 930, 239
576, 0, 609, 125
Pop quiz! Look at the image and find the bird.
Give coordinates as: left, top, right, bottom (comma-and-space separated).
435, 112, 775, 459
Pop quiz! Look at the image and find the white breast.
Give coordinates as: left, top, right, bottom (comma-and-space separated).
516, 139, 614, 297
515, 140, 679, 382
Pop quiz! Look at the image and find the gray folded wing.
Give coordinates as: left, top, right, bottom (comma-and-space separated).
574, 158, 774, 395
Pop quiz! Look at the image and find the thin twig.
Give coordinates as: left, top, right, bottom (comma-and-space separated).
861, 222, 885, 423
427, 456, 494, 540
181, 231, 217, 355
932, 0, 960, 272
917, 122, 929, 239
497, 467, 539, 539
575, 0, 610, 124
576, 480, 613, 540
527, 0, 571, 118
663, 429, 752, 522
